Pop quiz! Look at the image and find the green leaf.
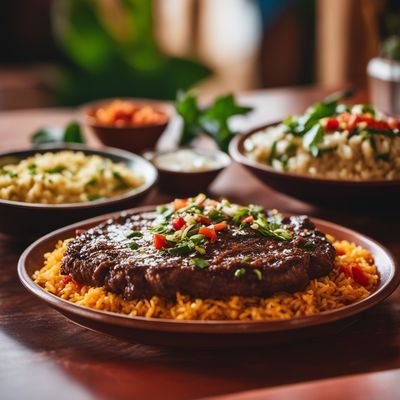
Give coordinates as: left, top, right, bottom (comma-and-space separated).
176, 91, 202, 146
303, 124, 324, 157
31, 121, 84, 144
129, 242, 139, 250
126, 232, 143, 239
45, 166, 67, 174
190, 258, 209, 269
63, 122, 84, 143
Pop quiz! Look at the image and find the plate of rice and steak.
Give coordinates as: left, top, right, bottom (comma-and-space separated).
19, 194, 399, 347
229, 91, 400, 206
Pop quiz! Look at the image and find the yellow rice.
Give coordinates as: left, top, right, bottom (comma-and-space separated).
33, 239, 379, 321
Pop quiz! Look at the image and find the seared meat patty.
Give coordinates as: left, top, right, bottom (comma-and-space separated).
60, 207, 336, 299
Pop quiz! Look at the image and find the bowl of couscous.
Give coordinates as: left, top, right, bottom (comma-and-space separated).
0, 144, 157, 238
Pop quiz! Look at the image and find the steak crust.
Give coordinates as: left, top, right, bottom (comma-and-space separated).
60, 212, 336, 299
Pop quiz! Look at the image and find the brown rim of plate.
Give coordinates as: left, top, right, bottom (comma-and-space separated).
18, 205, 400, 334
0, 144, 158, 210
80, 97, 174, 129
229, 121, 400, 186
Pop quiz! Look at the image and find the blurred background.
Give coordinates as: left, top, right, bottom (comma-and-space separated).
0, 0, 399, 110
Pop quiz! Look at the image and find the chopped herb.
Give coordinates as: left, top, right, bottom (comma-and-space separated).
86, 178, 98, 186
87, 194, 102, 201
127, 231, 143, 239
242, 256, 253, 263
1, 169, 18, 178
267, 141, 277, 164
208, 208, 227, 222
167, 244, 193, 256
303, 240, 314, 250
28, 164, 37, 175
303, 124, 324, 157
112, 171, 128, 190
253, 269, 262, 280
234, 268, 246, 278
190, 258, 209, 268
45, 166, 66, 174
129, 242, 139, 250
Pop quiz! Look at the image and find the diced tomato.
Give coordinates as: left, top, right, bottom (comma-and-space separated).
112, 110, 131, 123
75, 229, 86, 236
240, 215, 254, 224
351, 264, 370, 287
153, 233, 168, 249
339, 265, 351, 277
347, 114, 361, 131
199, 226, 217, 243
335, 247, 346, 256
324, 118, 339, 131
172, 217, 186, 230
196, 215, 212, 225
61, 276, 72, 285
172, 198, 189, 210
213, 221, 228, 231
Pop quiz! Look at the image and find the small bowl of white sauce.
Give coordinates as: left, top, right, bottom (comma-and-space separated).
148, 147, 231, 195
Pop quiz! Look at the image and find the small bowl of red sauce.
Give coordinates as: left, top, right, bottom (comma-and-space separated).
82, 98, 173, 153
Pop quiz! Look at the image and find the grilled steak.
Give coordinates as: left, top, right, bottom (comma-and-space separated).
60, 197, 336, 299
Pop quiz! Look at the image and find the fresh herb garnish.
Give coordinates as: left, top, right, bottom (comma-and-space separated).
87, 194, 102, 201
234, 268, 246, 278
303, 240, 314, 250
303, 124, 324, 157
31, 121, 84, 145
1, 169, 18, 178
86, 178, 98, 186
176, 91, 253, 152
190, 258, 209, 268
127, 232, 143, 239
129, 242, 139, 250
28, 164, 37, 175
45, 166, 66, 174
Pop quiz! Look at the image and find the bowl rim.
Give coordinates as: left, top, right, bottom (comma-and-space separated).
229, 121, 400, 186
147, 146, 232, 175
18, 205, 400, 334
0, 143, 158, 209
80, 97, 174, 129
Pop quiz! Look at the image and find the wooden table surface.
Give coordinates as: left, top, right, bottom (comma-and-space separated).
1, 86, 400, 400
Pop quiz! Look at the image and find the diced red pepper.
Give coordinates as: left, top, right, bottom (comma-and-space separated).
196, 215, 212, 225
335, 247, 346, 256
240, 215, 254, 224
172, 217, 186, 230
172, 198, 189, 210
199, 226, 217, 243
213, 221, 228, 231
153, 233, 168, 250
112, 110, 131, 123
324, 118, 339, 131
351, 264, 370, 287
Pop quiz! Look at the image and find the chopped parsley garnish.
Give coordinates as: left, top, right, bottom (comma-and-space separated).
87, 194, 102, 201
234, 268, 246, 278
28, 164, 37, 175
129, 242, 139, 250
86, 178, 98, 186
1, 169, 18, 178
45, 166, 66, 174
112, 171, 129, 190
127, 231, 143, 239
190, 258, 209, 268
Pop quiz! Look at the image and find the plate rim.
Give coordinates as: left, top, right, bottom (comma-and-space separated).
229, 121, 400, 186
18, 205, 400, 334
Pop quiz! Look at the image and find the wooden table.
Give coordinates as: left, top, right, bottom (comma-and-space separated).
1, 86, 399, 400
